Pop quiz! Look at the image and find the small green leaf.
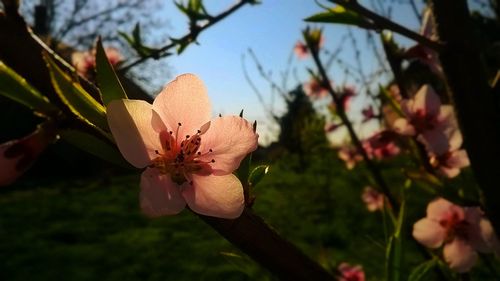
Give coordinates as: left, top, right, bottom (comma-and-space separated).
248, 165, 270, 187
0, 61, 58, 115
408, 258, 437, 281
386, 200, 406, 281
44, 54, 109, 131
60, 129, 132, 168
305, 6, 373, 29
95, 37, 128, 106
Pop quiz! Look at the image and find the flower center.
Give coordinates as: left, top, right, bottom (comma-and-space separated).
151, 122, 215, 185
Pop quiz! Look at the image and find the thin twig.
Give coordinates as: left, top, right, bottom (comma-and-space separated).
119, 0, 252, 73
330, 0, 442, 51
305, 36, 400, 212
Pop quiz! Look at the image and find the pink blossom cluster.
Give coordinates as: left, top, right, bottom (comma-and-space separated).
413, 198, 500, 272
392, 84, 469, 177
361, 186, 384, 212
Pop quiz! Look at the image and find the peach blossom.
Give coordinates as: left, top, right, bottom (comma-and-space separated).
338, 145, 363, 170
107, 74, 258, 218
413, 198, 500, 272
337, 262, 365, 281
294, 41, 309, 59
303, 78, 329, 99
72, 47, 123, 78
361, 186, 384, 212
363, 130, 400, 160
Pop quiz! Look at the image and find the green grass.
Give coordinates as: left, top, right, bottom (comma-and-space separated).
0, 151, 498, 280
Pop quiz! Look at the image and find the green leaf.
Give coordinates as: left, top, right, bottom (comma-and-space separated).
60, 129, 132, 168
95, 37, 128, 106
386, 200, 406, 281
248, 165, 270, 187
0, 61, 58, 115
408, 258, 437, 281
44, 54, 109, 131
305, 6, 373, 29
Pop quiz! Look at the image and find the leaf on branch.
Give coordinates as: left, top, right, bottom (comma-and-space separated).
305, 5, 373, 29
248, 165, 270, 187
95, 37, 128, 106
60, 129, 132, 168
386, 199, 405, 281
119, 23, 161, 58
44, 54, 109, 131
0, 61, 58, 116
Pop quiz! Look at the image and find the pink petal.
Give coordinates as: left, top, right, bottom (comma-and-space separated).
443, 239, 478, 273
198, 116, 258, 175
436, 105, 457, 129
477, 218, 500, 254
182, 174, 244, 219
446, 150, 469, 169
392, 118, 416, 136
446, 129, 463, 152
152, 74, 211, 138
412, 218, 446, 248
439, 166, 460, 178
418, 129, 449, 155
427, 198, 463, 221
140, 168, 186, 217
412, 85, 441, 117
107, 99, 161, 168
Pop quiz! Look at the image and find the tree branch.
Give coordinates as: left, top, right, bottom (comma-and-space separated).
305, 36, 400, 213
199, 208, 335, 280
329, 0, 442, 51
119, 0, 252, 73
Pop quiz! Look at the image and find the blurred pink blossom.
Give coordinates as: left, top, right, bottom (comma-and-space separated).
361, 186, 384, 212
337, 262, 365, 281
363, 130, 400, 160
413, 198, 500, 272
0, 122, 56, 186
107, 74, 258, 219
421, 130, 470, 178
339, 86, 356, 112
303, 78, 329, 99
392, 85, 455, 146
338, 145, 363, 170
361, 106, 376, 123
294, 41, 309, 59
72, 47, 123, 78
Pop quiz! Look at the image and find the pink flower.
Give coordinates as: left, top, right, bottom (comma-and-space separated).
107, 74, 258, 218
337, 263, 365, 281
72, 47, 123, 78
361, 106, 376, 123
422, 129, 470, 178
294, 41, 309, 59
303, 78, 329, 99
338, 145, 363, 170
361, 186, 384, 212
0, 122, 56, 186
413, 198, 500, 272
339, 86, 356, 112
363, 130, 400, 160
393, 85, 455, 143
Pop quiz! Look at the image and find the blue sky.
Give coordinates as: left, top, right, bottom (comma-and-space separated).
159, 0, 422, 144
